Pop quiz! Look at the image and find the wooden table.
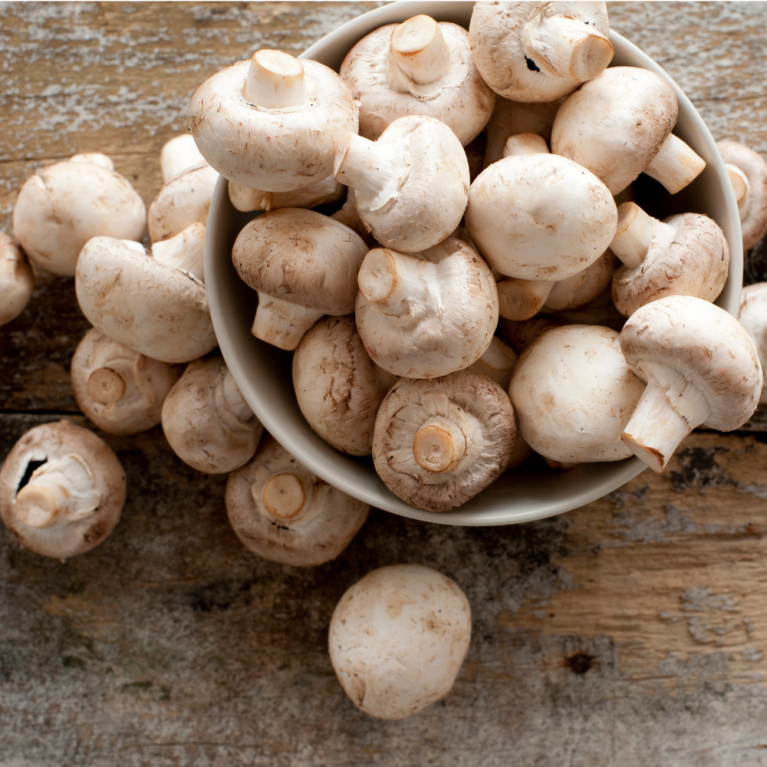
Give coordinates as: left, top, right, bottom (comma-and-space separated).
2, 3, 767, 765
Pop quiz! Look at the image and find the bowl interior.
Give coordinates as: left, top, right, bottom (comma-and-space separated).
205, 1, 743, 527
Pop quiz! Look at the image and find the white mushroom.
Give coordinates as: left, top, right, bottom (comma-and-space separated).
160, 134, 207, 183
355, 238, 499, 379
334, 114, 470, 253
329, 564, 472, 720
228, 174, 345, 213
620, 295, 762, 472
0, 420, 126, 559
0, 232, 34, 327
225, 436, 369, 566
71, 328, 182, 436
739, 283, 767, 405
191, 49, 358, 192
469, 1, 613, 103
469, 335, 518, 389
340, 14, 495, 146
161, 357, 264, 475
12, 153, 146, 276
151, 222, 207, 282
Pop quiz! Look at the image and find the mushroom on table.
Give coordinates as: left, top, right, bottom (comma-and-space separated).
0, 232, 34, 327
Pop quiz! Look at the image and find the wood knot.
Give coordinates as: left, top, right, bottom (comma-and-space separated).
565, 652, 594, 674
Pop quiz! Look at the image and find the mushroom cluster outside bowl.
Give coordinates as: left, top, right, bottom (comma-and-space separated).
205, 1, 743, 527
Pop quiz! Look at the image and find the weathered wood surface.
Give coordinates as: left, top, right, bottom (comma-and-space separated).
2, 3, 767, 766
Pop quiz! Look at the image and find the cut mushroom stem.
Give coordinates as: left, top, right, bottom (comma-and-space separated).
261, 472, 310, 521
87, 367, 127, 406
413, 419, 467, 473
726, 163, 749, 216
497, 278, 553, 321
529, 14, 613, 81
611, 201, 674, 270
644, 133, 706, 194
152, 222, 206, 282
387, 14, 451, 88
502, 133, 549, 158
243, 49, 310, 110
333, 133, 411, 212
252, 294, 325, 351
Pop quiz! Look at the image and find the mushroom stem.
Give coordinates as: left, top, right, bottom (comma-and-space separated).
644, 133, 706, 194
621, 372, 710, 472
358, 248, 431, 321
243, 50, 310, 110
161, 135, 206, 182
87, 367, 127, 406
497, 278, 553, 320
218, 368, 253, 424
152, 223, 206, 282
413, 419, 467, 473
526, 15, 613, 81
610, 202, 674, 270
725, 163, 749, 219
261, 472, 308, 520
334, 133, 411, 212
502, 133, 550, 158
387, 15, 451, 89
252, 294, 324, 351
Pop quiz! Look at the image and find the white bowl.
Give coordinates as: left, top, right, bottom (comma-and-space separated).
205, 1, 743, 527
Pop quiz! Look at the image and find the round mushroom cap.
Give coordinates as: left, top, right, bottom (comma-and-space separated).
0, 232, 34, 327
466, 152, 618, 280
161, 357, 264, 474
509, 324, 645, 463
551, 66, 678, 195
612, 212, 730, 318
340, 20, 494, 146
372, 369, 515, 512
739, 283, 767, 404
225, 436, 369, 567
191, 55, 358, 192
293, 316, 397, 456
71, 328, 182, 436
0, 420, 126, 559
329, 564, 471, 720
75, 237, 217, 364
147, 163, 218, 243
717, 139, 767, 251
232, 208, 368, 315
620, 295, 763, 432
12, 156, 146, 276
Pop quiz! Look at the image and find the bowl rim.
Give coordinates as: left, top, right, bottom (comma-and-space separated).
205, 1, 743, 527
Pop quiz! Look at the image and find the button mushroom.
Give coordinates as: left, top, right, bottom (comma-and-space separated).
232, 208, 368, 351
340, 14, 494, 146
329, 564, 471, 720
469, 335, 518, 389
228, 174, 344, 214
334, 114, 470, 253
225, 436, 368, 566
0, 232, 34, 327
619, 295, 762, 472
151, 222, 207, 283
469, 1, 613, 103
159, 134, 207, 183
12, 153, 146, 276
292, 316, 397, 456
0, 420, 126, 559
71, 328, 182, 436
75, 236, 217, 364
739, 283, 767, 406
551, 66, 706, 195
372, 369, 515, 512
191, 49, 358, 192
161, 357, 264, 475
355, 237, 499, 379
610, 201, 729, 317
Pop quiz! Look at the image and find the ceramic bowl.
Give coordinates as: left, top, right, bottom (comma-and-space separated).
205, 1, 743, 527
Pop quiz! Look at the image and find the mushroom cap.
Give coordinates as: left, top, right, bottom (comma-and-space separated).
71, 328, 182, 436
551, 66, 678, 195
340, 20, 494, 146
509, 324, 645, 463
191, 57, 358, 192
612, 213, 730, 317
329, 563, 471, 720
225, 436, 369, 566
739, 283, 767, 404
620, 295, 762, 432
160, 134, 207, 183
465, 152, 618, 280
469, 1, 612, 103
161, 357, 263, 474
0, 232, 34, 327
232, 208, 368, 315
292, 316, 397, 456
717, 139, 767, 251
75, 237, 217, 364
372, 369, 515, 512
544, 248, 617, 312
147, 163, 218, 243
0, 420, 126, 559
12, 157, 146, 276
355, 238, 499, 379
